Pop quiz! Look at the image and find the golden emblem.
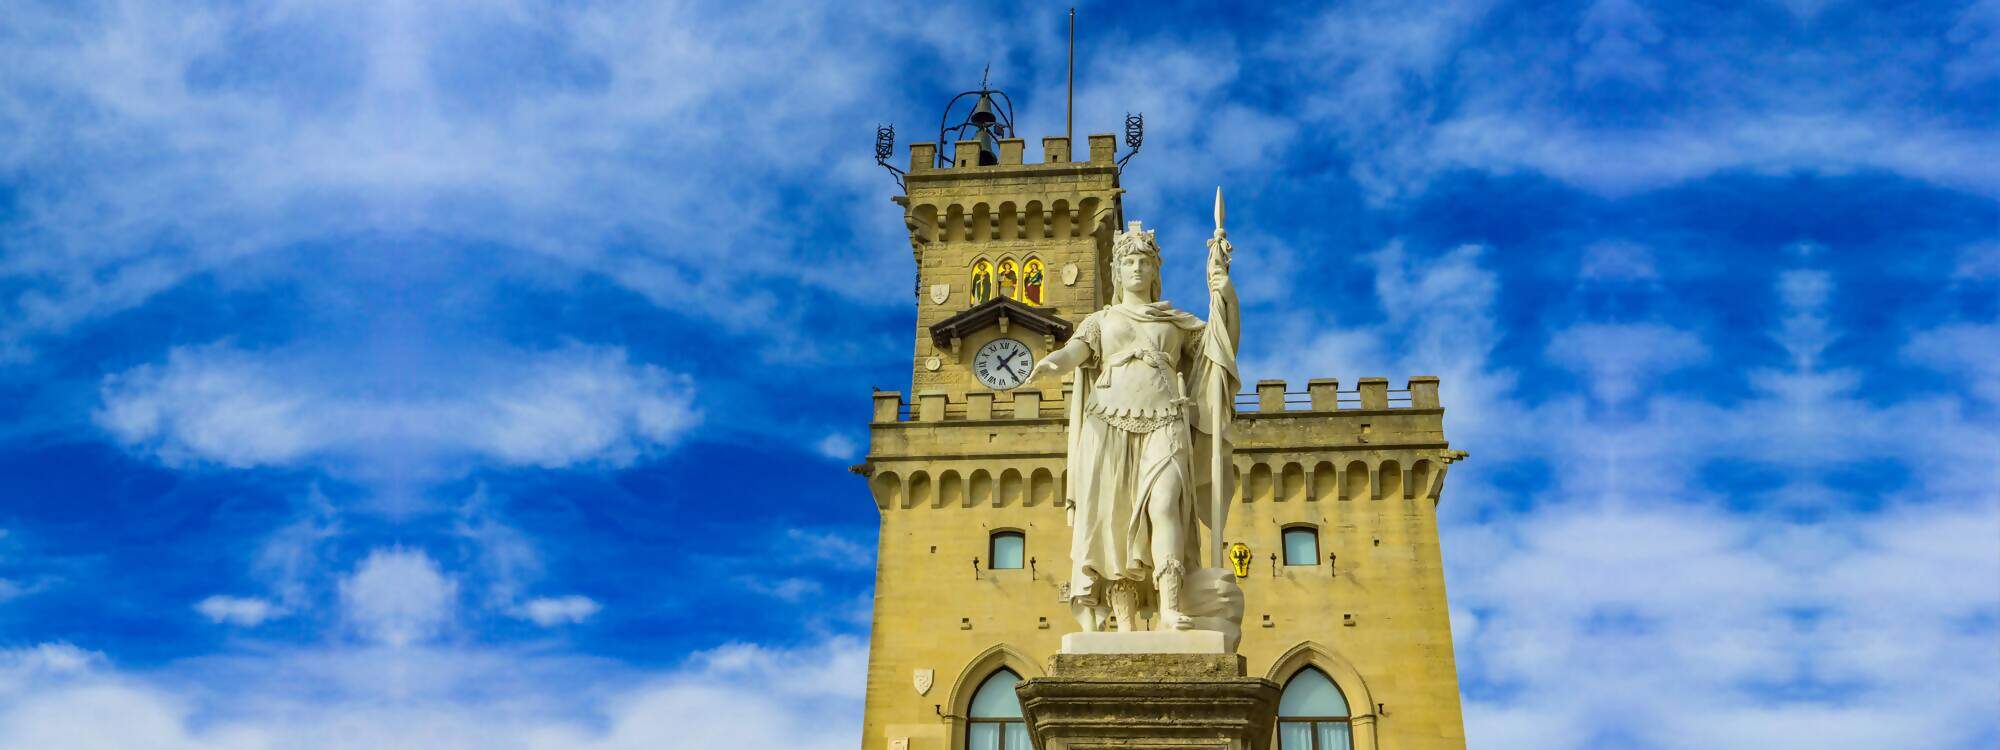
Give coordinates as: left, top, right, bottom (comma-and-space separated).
1228, 542, 1252, 578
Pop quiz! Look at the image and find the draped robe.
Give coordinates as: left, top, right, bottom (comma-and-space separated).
1063, 288, 1240, 625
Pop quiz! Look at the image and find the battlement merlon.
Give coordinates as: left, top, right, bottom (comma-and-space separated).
871, 376, 1444, 424
891, 135, 1126, 261
905, 133, 1118, 174
858, 375, 1458, 510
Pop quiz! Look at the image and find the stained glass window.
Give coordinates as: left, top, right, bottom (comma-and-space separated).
996, 259, 1019, 299
1022, 258, 1046, 305
971, 261, 994, 304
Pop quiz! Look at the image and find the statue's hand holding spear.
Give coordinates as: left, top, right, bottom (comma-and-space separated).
1207, 187, 1233, 295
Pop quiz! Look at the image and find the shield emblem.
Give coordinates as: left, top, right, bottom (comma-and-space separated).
929, 284, 950, 305
913, 668, 934, 695
1061, 263, 1080, 286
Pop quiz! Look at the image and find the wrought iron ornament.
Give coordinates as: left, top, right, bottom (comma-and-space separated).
874, 123, 904, 189
1118, 112, 1144, 168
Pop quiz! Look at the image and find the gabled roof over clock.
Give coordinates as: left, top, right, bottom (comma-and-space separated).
928, 296, 1074, 351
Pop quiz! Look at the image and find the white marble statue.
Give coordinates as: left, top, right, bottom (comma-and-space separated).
1029, 190, 1243, 647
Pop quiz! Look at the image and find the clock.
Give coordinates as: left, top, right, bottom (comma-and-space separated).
973, 338, 1034, 390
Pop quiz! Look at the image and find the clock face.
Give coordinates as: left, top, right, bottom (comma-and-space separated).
973, 338, 1034, 390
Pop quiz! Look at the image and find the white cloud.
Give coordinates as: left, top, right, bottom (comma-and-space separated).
1545, 322, 1707, 404
1255, 239, 1999, 749
338, 548, 456, 648
814, 433, 859, 462
196, 596, 281, 628
0, 636, 867, 750
1271, 1, 2000, 200
95, 348, 320, 469
745, 577, 823, 603
96, 343, 699, 473
1903, 323, 2000, 405
0, 0, 996, 356
785, 528, 872, 570
473, 348, 701, 469
517, 596, 599, 627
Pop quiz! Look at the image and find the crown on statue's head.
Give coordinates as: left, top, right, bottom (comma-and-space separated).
1113, 221, 1160, 262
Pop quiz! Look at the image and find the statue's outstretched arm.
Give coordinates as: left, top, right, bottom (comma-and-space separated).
1029, 336, 1091, 385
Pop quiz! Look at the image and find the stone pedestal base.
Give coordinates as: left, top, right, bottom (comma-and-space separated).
1060, 630, 1227, 655
1016, 653, 1279, 750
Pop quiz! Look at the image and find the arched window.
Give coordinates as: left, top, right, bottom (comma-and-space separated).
1022, 258, 1046, 305
996, 259, 1020, 299
1278, 667, 1351, 750
989, 531, 1025, 569
971, 261, 994, 304
1282, 525, 1319, 566
967, 669, 1030, 750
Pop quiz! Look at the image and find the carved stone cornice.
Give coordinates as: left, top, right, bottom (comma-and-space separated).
927, 296, 1073, 352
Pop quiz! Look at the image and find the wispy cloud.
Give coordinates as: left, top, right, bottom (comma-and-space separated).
95, 343, 699, 474
196, 596, 282, 628
0, 635, 866, 750
516, 596, 600, 628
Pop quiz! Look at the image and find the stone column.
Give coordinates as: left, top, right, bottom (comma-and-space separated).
1017, 650, 1279, 750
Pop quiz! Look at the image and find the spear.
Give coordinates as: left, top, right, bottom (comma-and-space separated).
1207, 185, 1230, 568
1214, 186, 1226, 239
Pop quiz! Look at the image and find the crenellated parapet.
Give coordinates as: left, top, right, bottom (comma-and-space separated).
859, 376, 1459, 512
870, 376, 1444, 424
895, 135, 1124, 260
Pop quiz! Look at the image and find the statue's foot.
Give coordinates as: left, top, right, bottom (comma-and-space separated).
1108, 579, 1142, 631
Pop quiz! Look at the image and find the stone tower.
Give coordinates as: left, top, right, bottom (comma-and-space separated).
854, 96, 1469, 750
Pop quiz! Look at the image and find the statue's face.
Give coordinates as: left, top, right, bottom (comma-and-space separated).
1115, 252, 1158, 297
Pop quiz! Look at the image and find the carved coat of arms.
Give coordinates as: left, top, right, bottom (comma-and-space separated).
912, 668, 934, 695
929, 283, 950, 305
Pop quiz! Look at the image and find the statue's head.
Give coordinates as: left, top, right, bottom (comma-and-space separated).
1112, 221, 1162, 302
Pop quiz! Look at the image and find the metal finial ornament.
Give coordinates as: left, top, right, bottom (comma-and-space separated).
1117, 112, 1144, 168
876, 125, 908, 189
875, 124, 896, 162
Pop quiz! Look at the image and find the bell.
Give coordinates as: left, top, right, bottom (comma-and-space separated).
970, 94, 1002, 165
975, 127, 1000, 166
968, 93, 999, 127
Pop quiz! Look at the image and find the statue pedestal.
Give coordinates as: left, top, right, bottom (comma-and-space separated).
1060, 630, 1227, 655
1016, 652, 1279, 750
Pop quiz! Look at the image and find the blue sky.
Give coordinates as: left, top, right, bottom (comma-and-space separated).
0, 0, 1994, 747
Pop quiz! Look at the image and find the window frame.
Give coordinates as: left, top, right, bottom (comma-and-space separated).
988, 529, 1026, 570
1281, 524, 1320, 566
965, 668, 1029, 750
1277, 667, 1353, 750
